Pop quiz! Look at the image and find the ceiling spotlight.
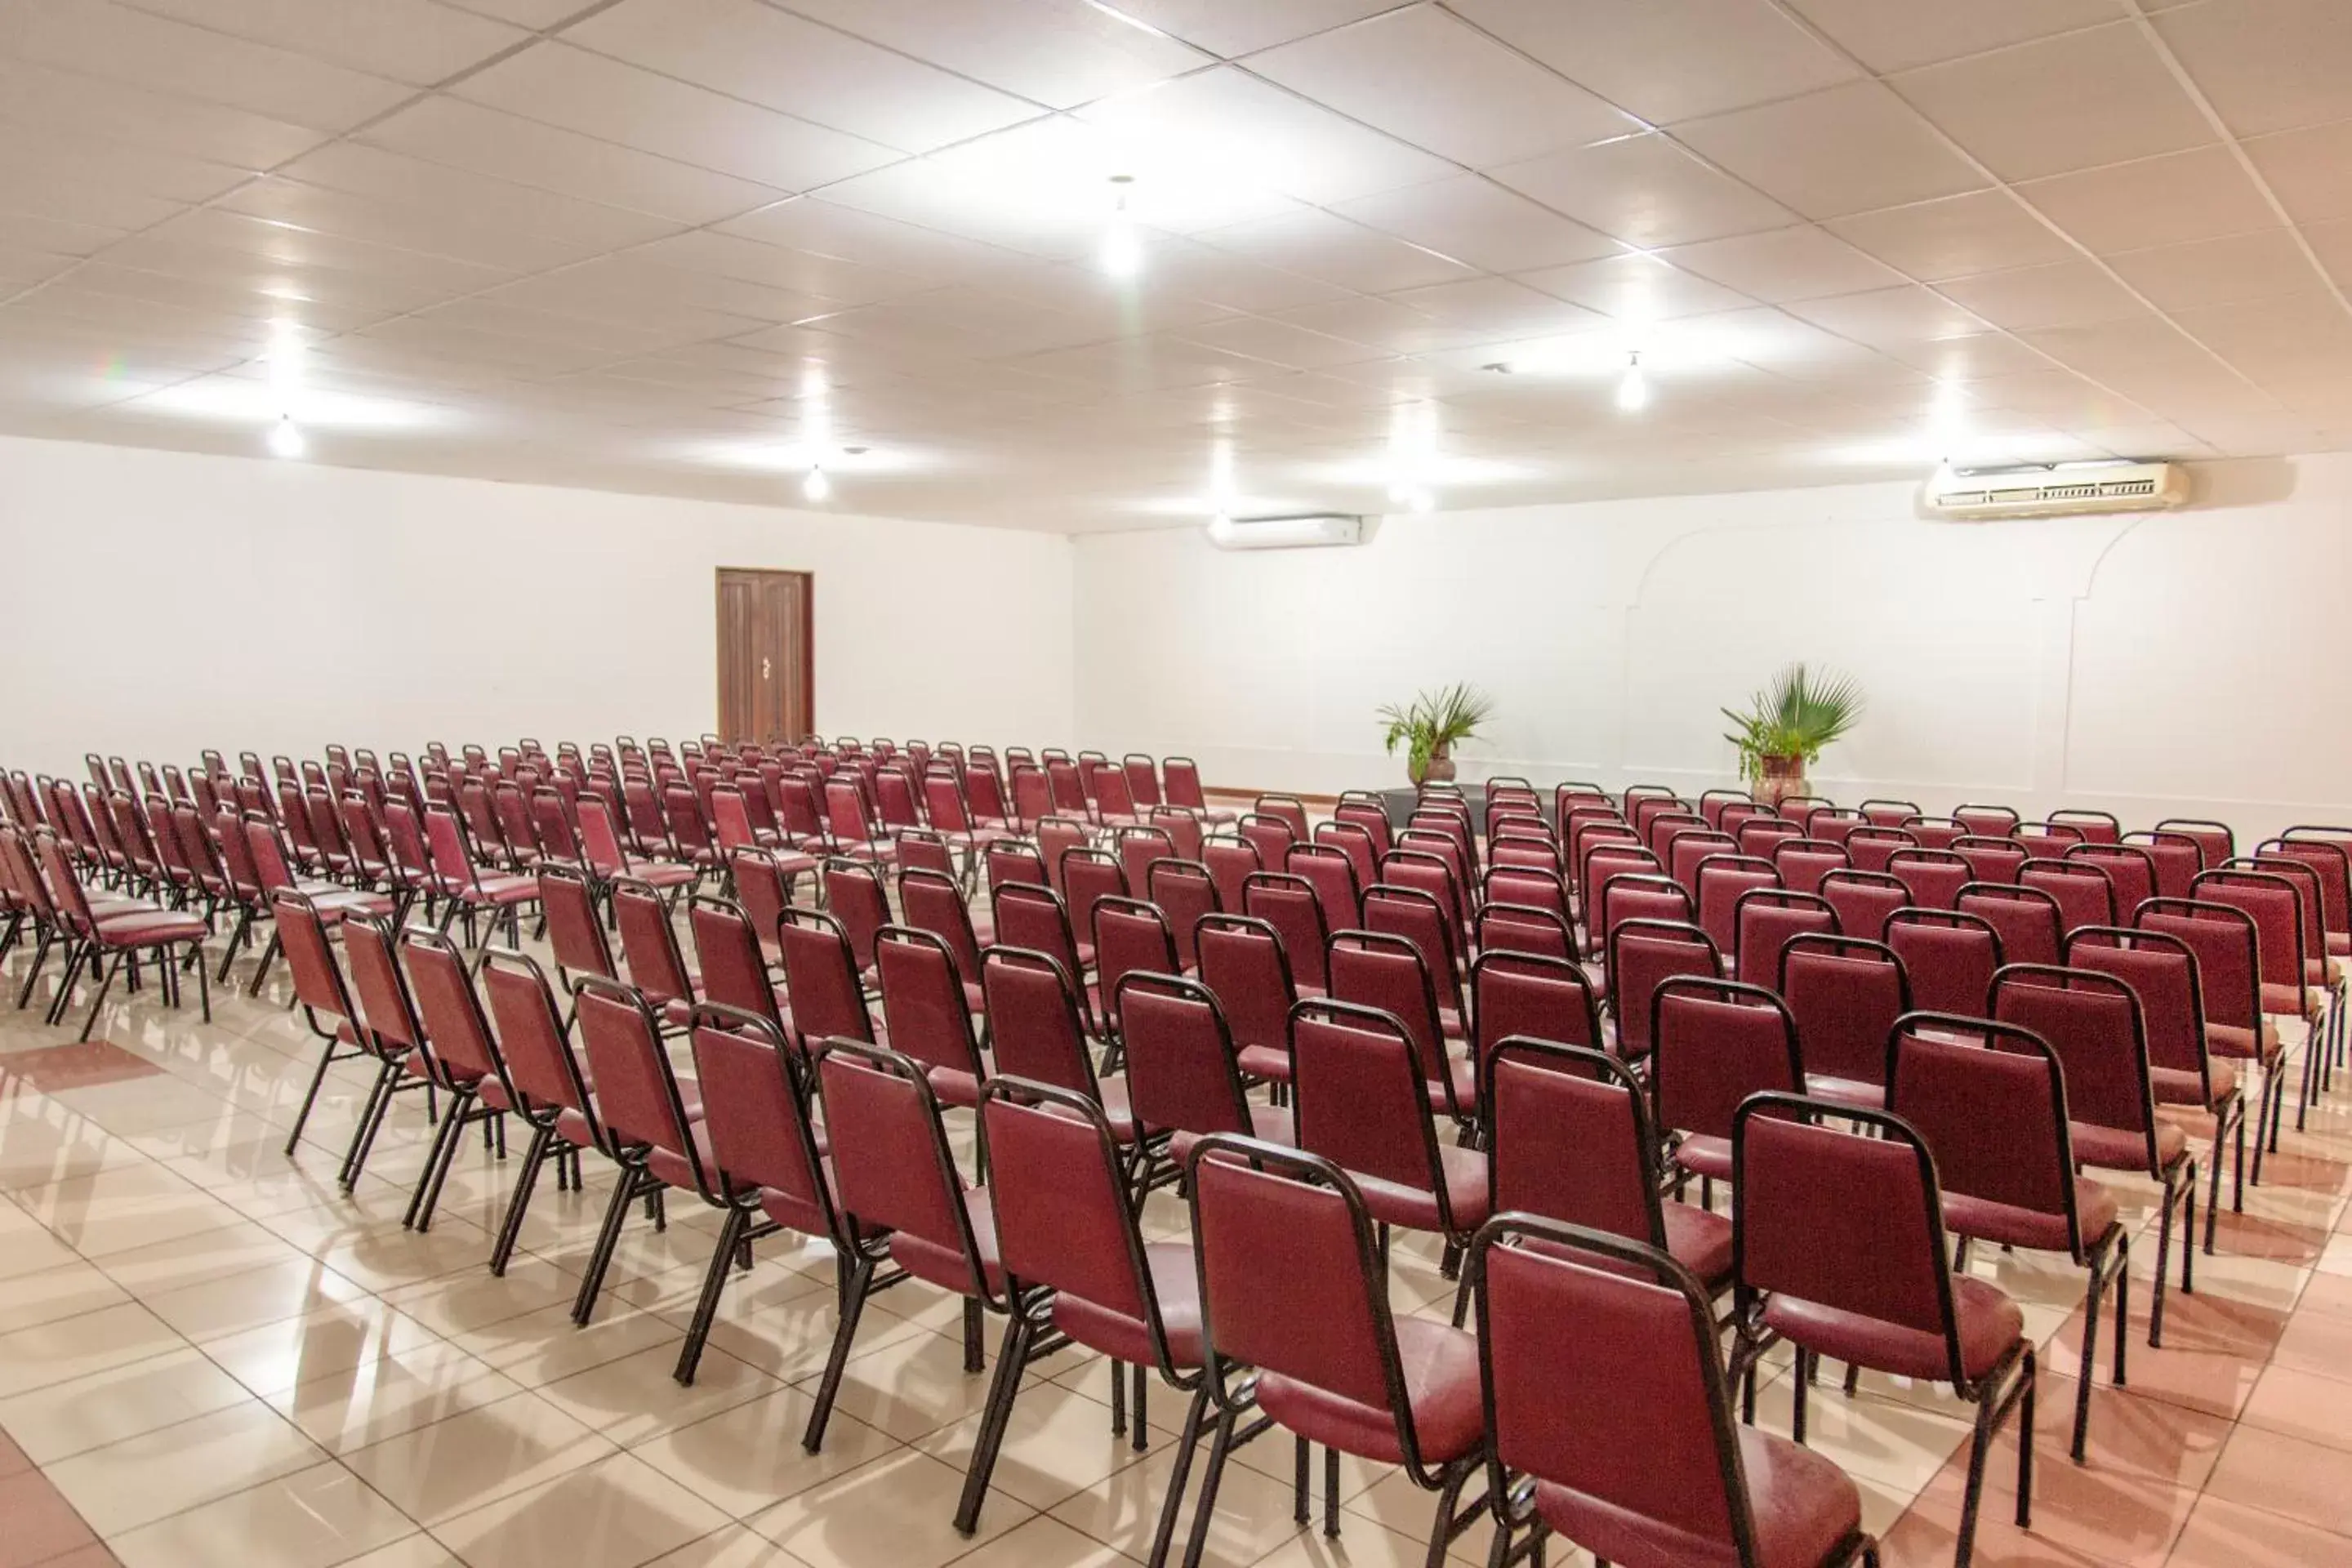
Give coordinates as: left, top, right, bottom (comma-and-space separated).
1101, 174, 1141, 280
1615, 351, 1650, 413
267, 412, 305, 459
802, 463, 831, 502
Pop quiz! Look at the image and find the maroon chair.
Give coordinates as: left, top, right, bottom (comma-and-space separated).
262, 885, 373, 1159
28, 828, 209, 1039
1482, 862, 1573, 942
1118, 970, 1288, 1195
2136, 897, 2283, 1179
422, 804, 539, 951
1181, 1136, 1488, 1568
1732, 889, 1837, 991
1236, 813, 1296, 876
2124, 830, 2205, 901
1092, 893, 1180, 1034
1472, 900, 1575, 962
1650, 977, 1803, 1191
1990, 964, 2196, 1343
1147, 858, 1218, 973
1164, 758, 1234, 823
2064, 842, 2157, 920
1287, 841, 1362, 936
611, 876, 700, 1030
479, 949, 606, 1274
688, 896, 790, 1035
1883, 908, 2002, 1018
1596, 874, 1695, 961
1818, 869, 1906, 942
1728, 1095, 2034, 1568
1667, 831, 1740, 895
1843, 825, 1915, 875
824, 858, 891, 978
1953, 804, 2021, 838
1606, 919, 1722, 1064
1779, 933, 1909, 1111
1327, 928, 1476, 1128
971, 1078, 1206, 1551
2049, 809, 2122, 846
1860, 799, 1922, 829
337, 914, 445, 1195
1955, 882, 2062, 968
1692, 854, 1778, 958
1771, 840, 1849, 898
397, 927, 534, 1236
1119, 825, 1181, 901
1470, 950, 1604, 1085
1888, 1015, 2127, 1463
808, 1040, 1001, 1449
1316, 819, 1380, 901
1062, 845, 1127, 952
1195, 912, 1302, 1098
2194, 866, 2326, 1129
1362, 883, 1464, 1008
2157, 817, 2234, 870
980, 947, 1131, 1143
1886, 848, 1971, 911
2019, 858, 2114, 933
1474, 1216, 1875, 1568
2013, 822, 2086, 861
777, 906, 878, 1052
874, 924, 990, 1112
993, 880, 1094, 1007
1243, 871, 1330, 995
675, 1002, 849, 1385
898, 866, 988, 997
1483, 1040, 1732, 1298
2068, 926, 2243, 1253
1200, 836, 1260, 913
1255, 792, 1310, 840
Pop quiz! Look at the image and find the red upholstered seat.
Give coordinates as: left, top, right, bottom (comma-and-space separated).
1533, 1427, 1862, 1568
1258, 1316, 1484, 1468
1763, 1275, 2025, 1383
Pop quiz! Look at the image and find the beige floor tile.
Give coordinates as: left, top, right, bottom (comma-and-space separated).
0, 1298, 182, 1397
141, 1252, 372, 1341
200, 1295, 447, 1398
43, 1397, 327, 1535
1343, 1466, 1488, 1565
534, 1340, 778, 1447
1747, 1374, 1972, 1494
0, 1258, 129, 1334
430, 1451, 732, 1568
92, 1218, 309, 1297
951, 1513, 1144, 1568
747, 1447, 1031, 1568
911, 1373, 1156, 1514
0, 1222, 82, 1285
0, 1111, 145, 1192
629, 1386, 900, 1518
44, 1074, 238, 1138
0, 1345, 255, 1463
338, 1538, 467, 1568
1254, 1514, 1513, 1568
1049, 1437, 1310, 1568
791, 1317, 1058, 1444
108, 1460, 417, 1568
268, 1337, 524, 1455
344, 1389, 614, 1525
653, 1265, 877, 1388
159, 1136, 354, 1221
452, 1300, 676, 1388
640, 1523, 818, 1566
378, 1253, 583, 1340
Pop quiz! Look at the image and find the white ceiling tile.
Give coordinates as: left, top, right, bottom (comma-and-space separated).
1448, 0, 1857, 126
1265, 295, 1470, 357
1933, 260, 2151, 332
563, 0, 1042, 154
1891, 22, 2217, 182
1674, 82, 1989, 221
2018, 145, 2283, 255
2299, 218, 2352, 295
114, 0, 528, 85
1784, 284, 1991, 347
985, 241, 1351, 315
0, 122, 252, 209
772, 0, 1214, 109
359, 96, 785, 225
2243, 120, 2352, 225
714, 201, 1035, 284
121, 207, 517, 296
0, 149, 193, 234
438, 0, 579, 22
1242, 6, 1638, 167
1513, 252, 1755, 320
2151, 0, 2352, 139
1378, 276, 1609, 345
2171, 292, 2352, 367
2016, 317, 2223, 378
3, 0, 412, 131
275, 142, 682, 252
0, 212, 130, 260
1326, 175, 1622, 274
1826, 191, 2081, 280
1654, 225, 1907, 304
1076, 66, 1455, 205
1780, 0, 2125, 74
0, 58, 327, 173
1874, 330, 2060, 380
453, 41, 903, 190
1102, 0, 1406, 59
2105, 229, 2328, 310
218, 175, 609, 272
1193, 208, 1475, 293
1488, 132, 1797, 249
1004, 333, 1290, 394
1177, 314, 1392, 370
44, 261, 384, 332
483, 262, 830, 333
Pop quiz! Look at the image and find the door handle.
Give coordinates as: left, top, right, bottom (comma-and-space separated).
761, 657, 772, 679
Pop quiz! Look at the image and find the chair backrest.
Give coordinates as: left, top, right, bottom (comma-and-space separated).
1193, 913, 1298, 1063
1770, 839, 1849, 897
985, 838, 1049, 895
341, 914, 426, 1058
1888, 1017, 2087, 1257
2191, 868, 2308, 995
266, 888, 363, 1033
1650, 978, 1803, 1146
400, 928, 509, 1090
1954, 804, 2020, 837
1606, 919, 1722, 1063
1989, 964, 2162, 1167
2241, 855, 2328, 971
1885, 848, 1971, 911
2156, 817, 2235, 869
1731, 889, 1837, 990
2134, 897, 2262, 1038
777, 906, 874, 1048
1951, 835, 2027, 886
1484, 1042, 1664, 1250
1692, 855, 1780, 954
1061, 846, 1127, 947
2064, 842, 2156, 918
2266, 835, 2352, 942
1883, 908, 2002, 1017
1361, 883, 1462, 998
1116, 970, 1254, 1140
1117, 826, 1178, 899
817, 1040, 991, 1298
612, 878, 695, 1009
1315, 819, 1380, 898
980, 947, 1103, 1098
1843, 826, 1916, 875
1734, 1098, 1968, 1383
1954, 882, 2063, 968
1779, 933, 1909, 1093
572, 977, 711, 1190
1384, 848, 1468, 947
1242, 871, 1330, 991
1093, 895, 1180, 1028
1818, 869, 1908, 941
2066, 927, 2212, 1093
1162, 757, 1209, 810
1325, 929, 1461, 1116
1471, 950, 1603, 1065
2019, 858, 2115, 933
898, 867, 985, 985
822, 858, 890, 972
2049, 808, 2122, 846
1286, 842, 1361, 933
1146, 858, 1218, 971
688, 1004, 836, 1235
479, 952, 599, 1131
2013, 822, 2085, 860
688, 896, 783, 1028
1201, 836, 1262, 913
991, 880, 1086, 983
1474, 900, 1575, 962
875, 925, 985, 1082
1289, 999, 1454, 1214
537, 864, 616, 981
1122, 755, 1165, 810
1597, 874, 1695, 955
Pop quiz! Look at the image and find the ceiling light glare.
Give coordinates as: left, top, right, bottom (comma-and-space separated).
1615, 352, 1650, 413
267, 413, 305, 460
802, 464, 831, 502
1102, 174, 1142, 279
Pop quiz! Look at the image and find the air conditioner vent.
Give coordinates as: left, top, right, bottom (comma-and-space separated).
1923, 461, 2188, 520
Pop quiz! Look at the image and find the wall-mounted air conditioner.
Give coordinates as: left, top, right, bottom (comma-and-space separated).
1205, 513, 1368, 550
1922, 460, 2189, 520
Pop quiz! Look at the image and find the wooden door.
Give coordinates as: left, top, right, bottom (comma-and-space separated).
715, 568, 813, 742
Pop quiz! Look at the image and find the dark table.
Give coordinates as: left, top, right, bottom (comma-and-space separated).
1376, 783, 1554, 831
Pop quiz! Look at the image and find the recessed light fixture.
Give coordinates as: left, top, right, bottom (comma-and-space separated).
267, 412, 305, 459
1101, 174, 1142, 279
802, 463, 831, 502
1615, 351, 1649, 413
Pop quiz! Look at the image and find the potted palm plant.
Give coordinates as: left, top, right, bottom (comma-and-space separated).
1378, 683, 1494, 786
1721, 662, 1864, 807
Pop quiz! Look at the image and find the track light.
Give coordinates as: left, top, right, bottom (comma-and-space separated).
1616, 352, 1649, 413
802, 463, 831, 502
267, 413, 305, 459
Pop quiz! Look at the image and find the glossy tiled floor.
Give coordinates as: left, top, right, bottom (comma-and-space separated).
2, 932, 2349, 1568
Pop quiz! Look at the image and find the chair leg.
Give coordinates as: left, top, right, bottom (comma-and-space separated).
803, 1251, 878, 1453
490, 1124, 555, 1276
1954, 1382, 1999, 1568
1323, 1442, 1340, 1539
961, 1295, 987, 1374
2149, 1168, 2179, 1348
403, 1093, 467, 1231
338, 1061, 400, 1190
675, 1205, 750, 1388
246, 930, 279, 998
2015, 1349, 2038, 1528
15, 930, 53, 1010
2073, 1259, 2104, 1463
572, 1169, 642, 1326
43, 942, 85, 1026
189, 940, 210, 1023
77, 949, 120, 1041
1793, 1348, 1811, 1445
283, 1033, 346, 1157
1178, 1403, 1241, 1568
408, 1091, 476, 1233
953, 1307, 1035, 1535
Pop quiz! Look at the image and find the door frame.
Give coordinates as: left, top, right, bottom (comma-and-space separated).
714, 567, 815, 742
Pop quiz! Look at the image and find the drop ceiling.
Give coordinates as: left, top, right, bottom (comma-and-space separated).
4, 0, 2351, 532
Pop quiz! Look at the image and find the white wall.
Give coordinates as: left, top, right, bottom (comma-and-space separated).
0, 434, 1074, 777
1073, 456, 2352, 845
